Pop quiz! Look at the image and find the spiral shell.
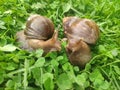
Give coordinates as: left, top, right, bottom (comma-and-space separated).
24, 15, 54, 40
63, 17, 99, 44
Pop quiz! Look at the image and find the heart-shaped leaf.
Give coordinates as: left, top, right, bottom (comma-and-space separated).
0, 44, 17, 52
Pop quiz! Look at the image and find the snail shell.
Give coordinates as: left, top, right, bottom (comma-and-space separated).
24, 15, 54, 40
63, 17, 99, 44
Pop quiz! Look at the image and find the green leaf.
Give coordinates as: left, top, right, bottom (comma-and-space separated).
6, 62, 17, 71
111, 49, 118, 57
2, 15, 15, 25
51, 59, 59, 67
45, 52, 57, 59
61, 40, 67, 47
44, 77, 54, 90
63, 3, 71, 13
56, 56, 64, 61
85, 63, 91, 71
99, 80, 110, 89
49, 1, 59, 10
73, 66, 79, 72
106, 52, 113, 59
75, 72, 89, 89
0, 25, 6, 29
32, 67, 42, 86
62, 63, 71, 71
0, 44, 17, 52
113, 66, 120, 75
31, 2, 46, 10
89, 69, 104, 82
94, 78, 103, 88
34, 57, 45, 67
4, 10, 12, 14
35, 49, 44, 58
76, 73, 87, 85
0, 20, 6, 29
43, 73, 54, 90
89, 69, 107, 89
57, 73, 72, 90
0, 38, 7, 46
0, 62, 7, 69
6, 80, 15, 88
43, 73, 53, 83
0, 70, 5, 84
76, 75, 85, 89
98, 45, 106, 53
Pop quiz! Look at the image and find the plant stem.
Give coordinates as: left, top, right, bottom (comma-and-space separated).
40, 68, 44, 90
102, 60, 120, 67
7, 65, 41, 76
23, 59, 29, 89
112, 72, 120, 90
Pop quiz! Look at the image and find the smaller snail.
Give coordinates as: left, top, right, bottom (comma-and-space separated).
63, 16, 100, 68
64, 32, 91, 68
16, 15, 61, 53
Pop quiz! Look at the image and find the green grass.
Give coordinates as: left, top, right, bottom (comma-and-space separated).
0, 0, 120, 90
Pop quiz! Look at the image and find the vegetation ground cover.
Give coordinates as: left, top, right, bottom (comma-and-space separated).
0, 0, 120, 90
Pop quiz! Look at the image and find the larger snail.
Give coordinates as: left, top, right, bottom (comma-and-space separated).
63, 16, 100, 68
16, 15, 61, 53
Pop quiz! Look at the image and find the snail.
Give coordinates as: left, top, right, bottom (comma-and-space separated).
63, 16, 100, 68
16, 15, 61, 53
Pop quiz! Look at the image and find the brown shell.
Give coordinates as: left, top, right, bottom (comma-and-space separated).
63, 17, 99, 44
24, 15, 54, 40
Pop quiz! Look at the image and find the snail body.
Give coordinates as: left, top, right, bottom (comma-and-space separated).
27, 30, 61, 53
66, 39, 91, 68
63, 16, 99, 68
16, 15, 61, 53
16, 30, 33, 50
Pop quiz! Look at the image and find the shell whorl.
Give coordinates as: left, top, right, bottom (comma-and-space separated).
63, 17, 99, 44
24, 15, 54, 40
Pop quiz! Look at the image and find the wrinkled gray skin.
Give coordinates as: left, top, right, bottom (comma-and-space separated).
16, 30, 33, 51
